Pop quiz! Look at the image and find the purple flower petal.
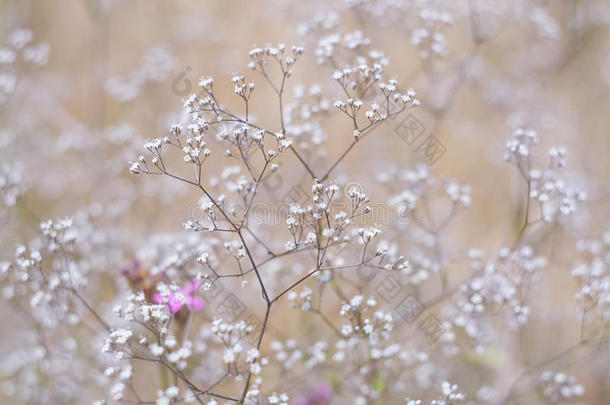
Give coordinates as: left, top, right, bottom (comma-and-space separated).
151, 293, 163, 304
292, 396, 308, 405
182, 280, 200, 295
167, 294, 183, 314
186, 296, 205, 311
311, 383, 332, 401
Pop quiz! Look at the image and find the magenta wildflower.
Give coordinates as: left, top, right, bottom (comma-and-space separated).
152, 280, 205, 314
120, 261, 140, 276
293, 382, 332, 405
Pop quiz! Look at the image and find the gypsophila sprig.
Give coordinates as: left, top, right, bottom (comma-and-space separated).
3, 2, 610, 404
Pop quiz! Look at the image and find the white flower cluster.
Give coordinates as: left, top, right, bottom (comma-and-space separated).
333, 71, 419, 128
103, 363, 133, 401
540, 371, 584, 402
505, 128, 586, 223
40, 217, 77, 251
106, 44, 175, 103
155, 386, 180, 405
269, 339, 305, 370
387, 164, 471, 215
405, 382, 465, 405
0, 28, 49, 105
232, 74, 255, 100
313, 29, 373, 65
337, 294, 393, 346
106, 292, 195, 369
287, 286, 313, 311
457, 246, 547, 329
431, 381, 465, 404
0, 162, 27, 207
210, 318, 253, 365
248, 43, 304, 78
283, 180, 373, 260
529, 164, 586, 223
504, 128, 540, 162
103, 328, 134, 359
572, 230, 610, 321
283, 82, 331, 149
131, 122, 212, 175
267, 392, 289, 405
410, 3, 454, 59
0, 216, 101, 329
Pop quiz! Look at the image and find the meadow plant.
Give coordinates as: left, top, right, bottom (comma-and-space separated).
1, 1, 610, 404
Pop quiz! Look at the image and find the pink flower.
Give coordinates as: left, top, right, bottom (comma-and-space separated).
120, 261, 140, 276
293, 383, 332, 405
152, 280, 205, 314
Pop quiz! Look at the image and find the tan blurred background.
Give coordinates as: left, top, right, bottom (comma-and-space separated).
2, 0, 610, 403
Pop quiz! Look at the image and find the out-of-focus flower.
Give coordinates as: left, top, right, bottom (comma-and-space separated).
293, 382, 333, 405
152, 280, 204, 314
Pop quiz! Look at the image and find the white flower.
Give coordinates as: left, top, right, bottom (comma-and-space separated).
150, 344, 164, 356
223, 348, 235, 363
